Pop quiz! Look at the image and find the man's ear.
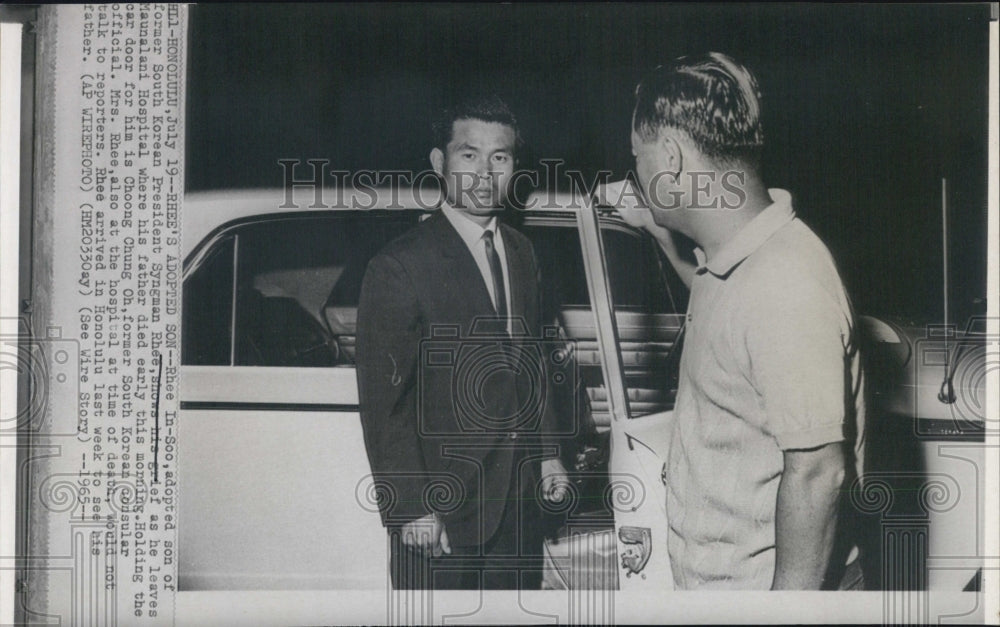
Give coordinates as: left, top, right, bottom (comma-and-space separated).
661, 134, 684, 178
430, 147, 444, 176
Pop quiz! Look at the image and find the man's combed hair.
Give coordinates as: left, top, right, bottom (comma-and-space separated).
432, 94, 522, 154
633, 52, 764, 167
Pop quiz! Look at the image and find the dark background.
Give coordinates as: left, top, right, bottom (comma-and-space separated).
185, 3, 991, 326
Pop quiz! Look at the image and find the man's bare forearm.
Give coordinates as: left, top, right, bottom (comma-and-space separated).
771, 442, 845, 590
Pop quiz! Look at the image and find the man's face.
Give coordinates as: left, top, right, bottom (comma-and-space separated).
432, 118, 516, 215
630, 128, 685, 231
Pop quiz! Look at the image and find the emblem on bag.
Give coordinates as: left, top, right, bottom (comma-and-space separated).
618, 526, 652, 577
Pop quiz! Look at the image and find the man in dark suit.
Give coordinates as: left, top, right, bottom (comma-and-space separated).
356, 95, 570, 590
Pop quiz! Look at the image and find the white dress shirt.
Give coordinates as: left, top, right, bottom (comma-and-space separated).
440, 203, 512, 330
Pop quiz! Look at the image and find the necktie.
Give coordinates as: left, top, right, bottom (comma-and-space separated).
482, 229, 508, 318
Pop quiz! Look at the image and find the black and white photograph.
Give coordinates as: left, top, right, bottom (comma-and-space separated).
1, 3, 997, 625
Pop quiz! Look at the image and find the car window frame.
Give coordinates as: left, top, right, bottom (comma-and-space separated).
181, 206, 682, 388
575, 200, 632, 423
182, 209, 428, 367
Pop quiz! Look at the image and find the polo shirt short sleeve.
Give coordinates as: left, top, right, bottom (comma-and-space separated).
744, 267, 852, 451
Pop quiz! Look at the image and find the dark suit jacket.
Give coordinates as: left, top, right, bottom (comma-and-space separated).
356, 211, 563, 548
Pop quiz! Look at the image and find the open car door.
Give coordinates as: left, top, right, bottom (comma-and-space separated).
576, 195, 685, 591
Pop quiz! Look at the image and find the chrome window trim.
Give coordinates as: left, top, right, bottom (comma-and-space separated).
576, 197, 631, 423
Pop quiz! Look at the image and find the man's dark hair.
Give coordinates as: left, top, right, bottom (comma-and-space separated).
432, 94, 522, 155
633, 52, 764, 168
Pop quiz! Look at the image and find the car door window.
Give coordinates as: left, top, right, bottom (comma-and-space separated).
522, 218, 688, 423
520, 220, 605, 431
602, 223, 687, 418
182, 236, 235, 365
182, 213, 420, 368
520, 218, 616, 525
602, 226, 687, 315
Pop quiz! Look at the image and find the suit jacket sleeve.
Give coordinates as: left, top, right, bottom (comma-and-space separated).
356, 252, 431, 526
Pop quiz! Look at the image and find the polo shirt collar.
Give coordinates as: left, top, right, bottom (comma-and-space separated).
695, 188, 796, 277
440, 201, 498, 249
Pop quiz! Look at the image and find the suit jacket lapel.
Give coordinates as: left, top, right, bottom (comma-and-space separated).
428, 212, 497, 319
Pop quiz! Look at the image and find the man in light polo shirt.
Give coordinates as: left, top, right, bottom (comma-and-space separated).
617, 52, 865, 589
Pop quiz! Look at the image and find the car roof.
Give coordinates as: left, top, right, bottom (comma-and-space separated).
182, 187, 591, 257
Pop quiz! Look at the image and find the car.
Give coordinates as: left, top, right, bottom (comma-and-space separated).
178, 186, 986, 592
178, 185, 687, 591
856, 314, 987, 591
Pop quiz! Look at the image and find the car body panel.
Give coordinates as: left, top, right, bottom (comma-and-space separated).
183, 187, 444, 263
608, 410, 675, 590
859, 315, 988, 590
180, 407, 386, 590
863, 316, 987, 431
179, 366, 384, 590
